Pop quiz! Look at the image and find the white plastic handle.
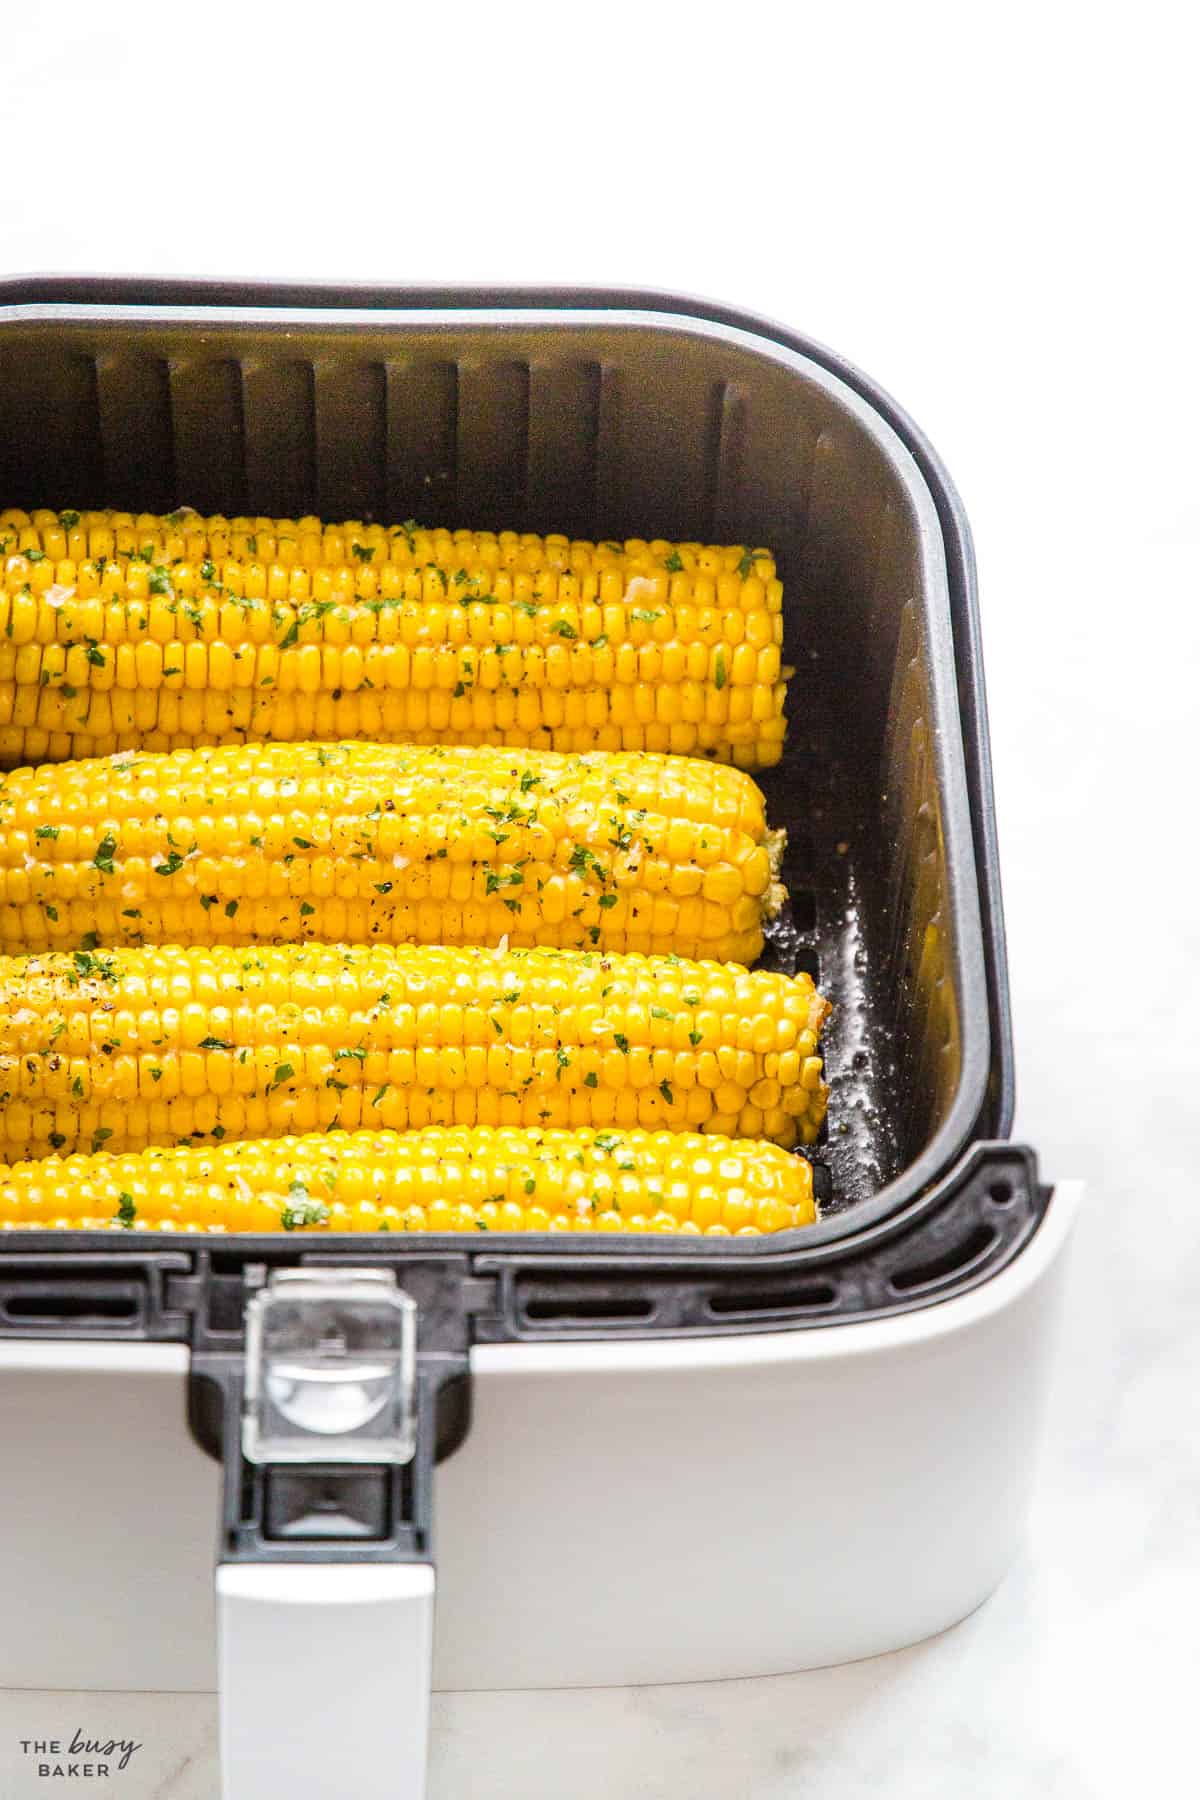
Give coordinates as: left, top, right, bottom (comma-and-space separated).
217, 1561, 435, 1800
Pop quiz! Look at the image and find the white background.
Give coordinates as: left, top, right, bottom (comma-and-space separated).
3, 3, 1197, 1794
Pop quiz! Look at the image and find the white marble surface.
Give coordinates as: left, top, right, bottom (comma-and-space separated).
4, 3, 1197, 1794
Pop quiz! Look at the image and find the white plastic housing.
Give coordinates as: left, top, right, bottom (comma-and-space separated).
0, 1182, 1080, 1694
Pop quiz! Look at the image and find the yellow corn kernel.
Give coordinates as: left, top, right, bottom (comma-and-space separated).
0, 1124, 816, 1235
0, 941, 829, 1161
0, 740, 784, 963
0, 512, 788, 768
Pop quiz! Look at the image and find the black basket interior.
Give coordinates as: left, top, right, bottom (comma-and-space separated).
0, 297, 995, 1260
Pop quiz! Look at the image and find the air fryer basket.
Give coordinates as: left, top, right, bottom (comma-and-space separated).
0, 286, 1037, 1352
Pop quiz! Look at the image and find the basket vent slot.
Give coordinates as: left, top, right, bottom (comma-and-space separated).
1, 1290, 139, 1323
889, 1223, 997, 1294
789, 889, 818, 933
707, 1281, 837, 1317
792, 947, 821, 981
522, 1293, 655, 1324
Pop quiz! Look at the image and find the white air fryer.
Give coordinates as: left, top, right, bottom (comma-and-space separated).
0, 282, 1080, 1800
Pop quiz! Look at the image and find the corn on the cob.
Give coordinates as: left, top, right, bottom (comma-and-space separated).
0, 942, 830, 1161
0, 508, 787, 770
0, 741, 785, 964
0, 1124, 817, 1235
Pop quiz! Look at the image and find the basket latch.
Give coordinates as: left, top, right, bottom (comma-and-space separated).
213, 1267, 440, 1800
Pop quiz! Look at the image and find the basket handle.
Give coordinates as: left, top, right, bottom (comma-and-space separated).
199, 1268, 449, 1800
218, 1561, 435, 1799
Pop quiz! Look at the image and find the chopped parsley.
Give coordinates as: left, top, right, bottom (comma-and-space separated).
92, 832, 118, 876
281, 1187, 330, 1231
72, 948, 115, 981
115, 1191, 137, 1228
568, 844, 604, 878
